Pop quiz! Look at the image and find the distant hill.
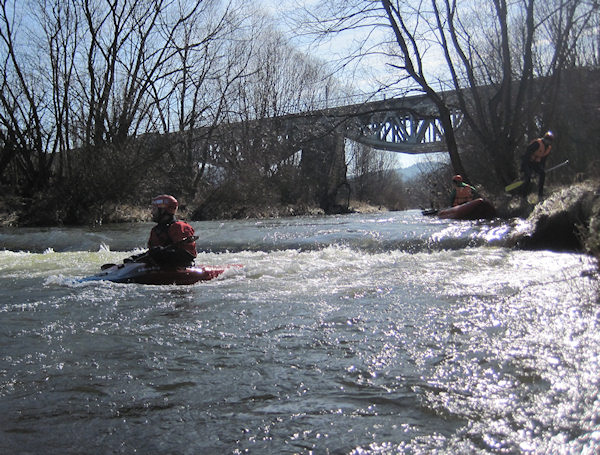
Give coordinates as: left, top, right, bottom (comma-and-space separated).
347, 161, 445, 183
395, 160, 447, 181
395, 163, 424, 181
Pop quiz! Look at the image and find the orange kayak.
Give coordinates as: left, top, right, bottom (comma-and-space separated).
436, 198, 496, 220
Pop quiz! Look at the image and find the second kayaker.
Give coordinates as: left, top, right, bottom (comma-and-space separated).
449, 175, 479, 206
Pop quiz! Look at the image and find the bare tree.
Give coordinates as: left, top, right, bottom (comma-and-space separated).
289, 0, 599, 187
435, 0, 599, 184
73, 0, 212, 147
195, 17, 345, 212
0, 0, 57, 191
144, 0, 252, 199
348, 140, 404, 208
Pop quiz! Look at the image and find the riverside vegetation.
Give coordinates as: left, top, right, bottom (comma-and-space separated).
2, 177, 600, 268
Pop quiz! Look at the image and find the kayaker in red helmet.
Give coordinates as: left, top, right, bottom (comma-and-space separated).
144, 194, 197, 267
450, 175, 479, 207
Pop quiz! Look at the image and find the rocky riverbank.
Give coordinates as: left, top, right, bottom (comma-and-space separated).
506, 180, 600, 259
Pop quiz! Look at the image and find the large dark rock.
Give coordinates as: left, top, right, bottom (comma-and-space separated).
516, 181, 600, 253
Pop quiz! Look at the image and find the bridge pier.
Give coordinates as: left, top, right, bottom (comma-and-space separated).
300, 131, 349, 213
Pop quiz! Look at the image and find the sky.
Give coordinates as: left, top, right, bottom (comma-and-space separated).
254, 0, 443, 169
255, 0, 391, 91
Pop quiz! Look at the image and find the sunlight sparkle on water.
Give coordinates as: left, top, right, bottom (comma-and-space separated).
2, 213, 599, 454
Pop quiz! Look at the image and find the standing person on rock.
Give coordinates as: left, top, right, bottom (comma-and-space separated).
520, 131, 554, 199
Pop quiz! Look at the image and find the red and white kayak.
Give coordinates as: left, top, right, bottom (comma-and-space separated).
437, 198, 496, 220
81, 262, 238, 285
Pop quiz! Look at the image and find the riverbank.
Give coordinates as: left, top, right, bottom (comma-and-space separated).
511, 180, 600, 259
0, 196, 388, 228
2, 181, 599, 262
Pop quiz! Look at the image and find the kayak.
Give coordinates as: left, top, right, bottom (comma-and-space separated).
422, 198, 496, 220
81, 262, 236, 285
437, 198, 496, 220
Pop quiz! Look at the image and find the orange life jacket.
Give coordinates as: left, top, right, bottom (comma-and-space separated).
530, 138, 551, 163
148, 221, 197, 258
453, 185, 474, 206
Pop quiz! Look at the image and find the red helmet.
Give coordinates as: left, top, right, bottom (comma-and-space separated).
151, 194, 178, 215
452, 175, 463, 183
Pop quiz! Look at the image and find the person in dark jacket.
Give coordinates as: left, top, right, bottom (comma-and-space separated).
521, 131, 554, 198
449, 175, 479, 206
144, 194, 197, 267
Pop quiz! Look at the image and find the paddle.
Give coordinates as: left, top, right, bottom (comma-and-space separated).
421, 208, 438, 216
100, 235, 199, 270
505, 159, 569, 192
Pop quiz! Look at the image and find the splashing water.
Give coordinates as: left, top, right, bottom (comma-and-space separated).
1, 211, 599, 454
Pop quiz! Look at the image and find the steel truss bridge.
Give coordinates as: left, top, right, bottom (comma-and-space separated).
161, 90, 464, 212
184, 91, 462, 158
297, 92, 463, 154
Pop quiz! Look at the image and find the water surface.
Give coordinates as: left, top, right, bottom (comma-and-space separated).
1, 211, 599, 454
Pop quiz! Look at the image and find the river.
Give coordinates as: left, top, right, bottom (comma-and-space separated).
1, 210, 599, 454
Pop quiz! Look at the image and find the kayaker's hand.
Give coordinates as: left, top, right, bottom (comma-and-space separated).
125, 253, 143, 263
147, 246, 166, 259
125, 251, 150, 263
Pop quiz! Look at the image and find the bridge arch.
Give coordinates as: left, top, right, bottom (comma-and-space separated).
345, 108, 463, 154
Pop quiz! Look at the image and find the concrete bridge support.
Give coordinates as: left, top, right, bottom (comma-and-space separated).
300, 131, 349, 213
